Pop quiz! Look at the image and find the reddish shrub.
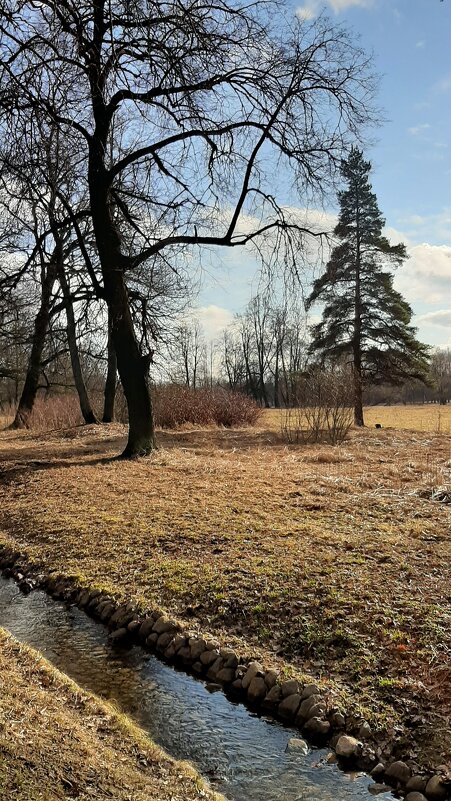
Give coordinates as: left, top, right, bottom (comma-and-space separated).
152, 385, 262, 429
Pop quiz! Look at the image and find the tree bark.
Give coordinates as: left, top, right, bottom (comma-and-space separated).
88, 146, 156, 457
273, 349, 280, 408
109, 276, 156, 457
58, 263, 97, 424
10, 256, 57, 429
102, 309, 117, 423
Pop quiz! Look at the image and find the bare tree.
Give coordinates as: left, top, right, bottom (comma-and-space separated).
0, 1, 376, 455
430, 349, 451, 405
0, 115, 98, 427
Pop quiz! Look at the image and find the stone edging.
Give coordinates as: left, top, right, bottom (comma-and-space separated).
0, 545, 449, 801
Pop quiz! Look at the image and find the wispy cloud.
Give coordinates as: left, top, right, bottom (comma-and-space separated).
417, 310, 451, 328
296, 0, 373, 20
407, 123, 431, 136
434, 73, 451, 94
415, 40, 425, 49
397, 208, 451, 243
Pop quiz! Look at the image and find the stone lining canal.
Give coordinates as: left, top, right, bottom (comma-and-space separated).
0, 576, 392, 801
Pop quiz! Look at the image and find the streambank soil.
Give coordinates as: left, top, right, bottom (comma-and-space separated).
0, 627, 224, 801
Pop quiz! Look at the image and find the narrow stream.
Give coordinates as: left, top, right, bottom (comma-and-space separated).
0, 576, 391, 801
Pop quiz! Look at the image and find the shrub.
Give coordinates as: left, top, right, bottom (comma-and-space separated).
25, 395, 84, 431
152, 385, 262, 429
281, 369, 353, 445
3, 386, 261, 432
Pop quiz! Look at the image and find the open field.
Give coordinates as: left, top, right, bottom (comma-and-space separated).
263, 404, 451, 435
0, 627, 223, 801
0, 405, 450, 770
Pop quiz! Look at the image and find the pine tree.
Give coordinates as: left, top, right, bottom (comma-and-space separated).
306, 147, 430, 426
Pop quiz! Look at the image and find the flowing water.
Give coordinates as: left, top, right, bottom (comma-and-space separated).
0, 576, 391, 801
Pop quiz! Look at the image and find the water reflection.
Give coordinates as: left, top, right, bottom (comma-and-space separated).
0, 577, 391, 801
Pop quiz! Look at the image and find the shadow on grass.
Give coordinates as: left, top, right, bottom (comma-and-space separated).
0, 424, 290, 475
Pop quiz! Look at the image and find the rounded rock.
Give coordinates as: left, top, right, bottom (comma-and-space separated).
297, 694, 323, 723
406, 794, 428, 801
206, 657, 224, 680
262, 684, 282, 710
189, 638, 207, 661
281, 679, 299, 698
330, 712, 346, 729
297, 701, 326, 725
385, 761, 412, 786
247, 676, 267, 704
358, 721, 372, 740
216, 667, 235, 684
369, 784, 391, 796
286, 737, 309, 755
301, 684, 320, 700
278, 693, 301, 721
336, 735, 362, 759
153, 615, 177, 635
220, 648, 238, 669
264, 670, 278, 689
109, 627, 129, 644
303, 717, 331, 740
425, 776, 448, 800
200, 649, 219, 667
407, 777, 428, 794
242, 662, 263, 691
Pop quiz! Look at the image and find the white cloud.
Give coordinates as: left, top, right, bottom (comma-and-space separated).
296, 0, 373, 20
416, 40, 425, 49
394, 243, 451, 305
407, 123, 431, 136
416, 310, 451, 328
191, 305, 234, 341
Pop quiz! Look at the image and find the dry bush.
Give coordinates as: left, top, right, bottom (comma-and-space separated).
282, 369, 353, 445
152, 385, 262, 429
3, 387, 261, 432
26, 395, 84, 430
0, 402, 15, 428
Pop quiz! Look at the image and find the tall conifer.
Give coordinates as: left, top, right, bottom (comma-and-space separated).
306, 147, 429, 426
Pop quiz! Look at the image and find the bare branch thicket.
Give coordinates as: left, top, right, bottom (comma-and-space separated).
281, 368, 354, 445
219, 290, 310, 407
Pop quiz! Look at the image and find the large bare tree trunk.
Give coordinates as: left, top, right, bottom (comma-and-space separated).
11, 257, 57, 429
89, 150, 156, 457
108, 272, 155, 457
102, 309, 117, 423
58, 264, 97, 424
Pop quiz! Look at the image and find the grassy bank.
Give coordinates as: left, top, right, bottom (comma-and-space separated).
0, 407, 450, 770
0, 627, 223, 801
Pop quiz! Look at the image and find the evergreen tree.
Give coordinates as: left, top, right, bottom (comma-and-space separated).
306, 147, 430, 426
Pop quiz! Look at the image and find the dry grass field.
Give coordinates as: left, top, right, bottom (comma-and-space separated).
0, 628, 223, 801
0, 404, 450, 770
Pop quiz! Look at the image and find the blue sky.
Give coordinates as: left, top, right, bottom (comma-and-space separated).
195, 0, 451, 348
